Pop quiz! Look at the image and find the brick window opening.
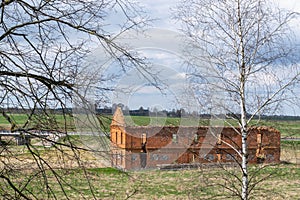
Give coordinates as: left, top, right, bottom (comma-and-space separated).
216, 149, 222, 161
172, 134, 178, 143
120, 132, 123, 144
141, 133, 147, 153
257, 133, 262, 147
115, 132, 118, 144
141, 133, 147, 144
226, 153, 234, 161
194, 133, 198, 142
256, 132, 265, 162
205, 154, 214, 161
217, 134, 222, 145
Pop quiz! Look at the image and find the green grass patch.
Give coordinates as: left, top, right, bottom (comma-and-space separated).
1, 132, 300, 199
1, 164, 299, 199
0, 113, 75, 131
281, 140, 300, 146
88, 167, 124, 175
0, 114, 300, 138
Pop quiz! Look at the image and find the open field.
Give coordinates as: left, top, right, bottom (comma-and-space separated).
0, 136, 299, 199
1, 163, 299, 199
1, 114, 299, 199
1, 114, 299, 138
0, 113, 75, 131
281, 140, 300, 165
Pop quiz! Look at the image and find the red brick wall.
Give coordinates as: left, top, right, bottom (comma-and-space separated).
110, 125, 281, 170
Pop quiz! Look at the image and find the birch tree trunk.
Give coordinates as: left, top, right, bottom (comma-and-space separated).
240, 78, 248, 200
238, 1, 248, 198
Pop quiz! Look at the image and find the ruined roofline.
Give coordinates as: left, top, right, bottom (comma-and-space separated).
111, 107, 280, 134
111, 124, 280, 134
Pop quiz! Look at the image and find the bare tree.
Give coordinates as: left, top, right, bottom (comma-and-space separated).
175, 0, 300, 199
0, 0, 148, 199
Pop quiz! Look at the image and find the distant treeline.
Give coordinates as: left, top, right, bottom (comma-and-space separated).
3, 107, 300, 121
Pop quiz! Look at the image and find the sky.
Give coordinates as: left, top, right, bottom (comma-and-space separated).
87, 0, 300, 116
140, 0, 300, 30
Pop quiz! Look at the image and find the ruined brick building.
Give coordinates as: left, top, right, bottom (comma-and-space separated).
110, 107, 280, 170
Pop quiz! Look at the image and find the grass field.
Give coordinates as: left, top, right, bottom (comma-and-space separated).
0, 113, 75, 130
1, 163, 299, 199
281, 140, 300, 164
1, 137, 300, 199
1, 113, 300, 138
1, 130, 299, 199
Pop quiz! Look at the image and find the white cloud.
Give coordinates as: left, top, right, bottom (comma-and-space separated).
140, 0, 177, 29
109, 0, 300, 114
275, 0, 300, 12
